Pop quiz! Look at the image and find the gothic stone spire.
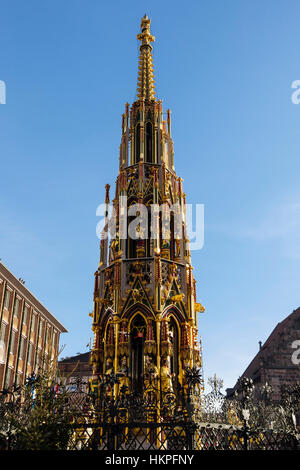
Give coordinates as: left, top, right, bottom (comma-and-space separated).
90, 17, 204, 402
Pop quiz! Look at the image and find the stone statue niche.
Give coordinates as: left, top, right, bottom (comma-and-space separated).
117, 354, 130, 393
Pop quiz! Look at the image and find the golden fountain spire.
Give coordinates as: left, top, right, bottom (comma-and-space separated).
136, 15, 156, 101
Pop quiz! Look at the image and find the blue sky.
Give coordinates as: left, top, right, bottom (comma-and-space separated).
1, 0, 300, 391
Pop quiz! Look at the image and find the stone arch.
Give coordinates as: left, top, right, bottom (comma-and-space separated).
99, 307, 114, 332
162, 304, 187, 324
122, 302, 155, 322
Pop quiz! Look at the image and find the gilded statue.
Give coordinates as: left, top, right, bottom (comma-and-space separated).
117, 355, 130, 393
160, 359, 173, 393
144, 355, 158, 390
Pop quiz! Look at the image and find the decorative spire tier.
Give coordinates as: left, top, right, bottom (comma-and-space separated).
89, 16, 204, 404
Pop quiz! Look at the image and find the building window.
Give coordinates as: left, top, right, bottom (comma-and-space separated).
45, 325, 51, 353
16, 373, 22, 386
30, 314, 36, 334
38, 319, 44, 348
19, 336, 25, 360
0, 323, 7, 362
37, 319, 42, 338
4, 368, 12, 389
3, 289, 11, 309
52, 331, 57, 358
13, 298, 20, 318
35, 349, 41, 372
9, 330, 16, 355
27, 343, 33, 366
23, 305, 29, 325
52, 331, 56, 347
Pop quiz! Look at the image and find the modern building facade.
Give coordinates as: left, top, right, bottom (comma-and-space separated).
227, 307, 300, 401
89, 16, 204, 398
0, 261, 67, 389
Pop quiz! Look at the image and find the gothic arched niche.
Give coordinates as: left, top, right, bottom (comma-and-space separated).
127, 199, 138, 259
145, 122, 153, 163
135, 123, 140, 163
162, 304, 187, 324
100, 308, 114, 331
168, 316, 179, 379
130, 313, 146, 392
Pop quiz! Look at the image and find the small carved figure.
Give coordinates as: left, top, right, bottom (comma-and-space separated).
105, 358, 113, 375
144, 355, 158, 388
117, 355, 130, 392
160, 359, 173, 393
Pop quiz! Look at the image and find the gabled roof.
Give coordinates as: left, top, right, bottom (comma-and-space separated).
59, 352, 90, 364
228, 307, 300, 392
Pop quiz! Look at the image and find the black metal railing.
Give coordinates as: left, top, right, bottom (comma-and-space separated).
0, 371, 299, 451
68, 421, 298, 451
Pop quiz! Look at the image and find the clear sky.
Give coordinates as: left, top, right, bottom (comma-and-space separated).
1, 0, 300, 391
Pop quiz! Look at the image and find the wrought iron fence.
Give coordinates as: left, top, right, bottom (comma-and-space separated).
63, 372, 299, 451
0, 370, 299, 451
68, 421, 298, 451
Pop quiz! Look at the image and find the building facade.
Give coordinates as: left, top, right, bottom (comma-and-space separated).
58, 352, 92, 390
0, 261, 67, 389
89, 16, 204, 398
227, 307, 300, 401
